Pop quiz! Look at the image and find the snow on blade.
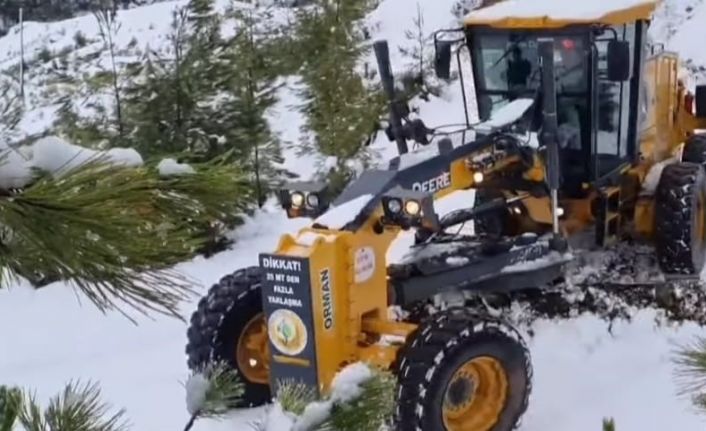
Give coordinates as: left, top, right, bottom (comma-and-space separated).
314, 194, 374, 229
501, 251, 573, 273
476, 98, 534, 133
446, 256, 470, 266
158, 158, 196, 177
465, 0, 655, 23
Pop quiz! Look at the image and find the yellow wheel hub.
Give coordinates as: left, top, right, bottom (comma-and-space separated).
442, 356, 509, 431
235, 313, 270, 384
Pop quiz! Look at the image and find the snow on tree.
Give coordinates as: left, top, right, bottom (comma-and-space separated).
0, 134, 257, 317
182, 362, 396, 431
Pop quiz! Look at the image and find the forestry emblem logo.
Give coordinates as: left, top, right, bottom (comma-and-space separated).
268, 309, 308, 356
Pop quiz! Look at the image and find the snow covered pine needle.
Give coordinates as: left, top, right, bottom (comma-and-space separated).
0, 136, 254, 319
258, 363, 395, 431
183, 362, 244, 431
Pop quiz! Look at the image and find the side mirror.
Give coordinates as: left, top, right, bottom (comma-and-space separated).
434, 40, 453, 80
696, 85, 706, 119
607, 40, 631, 82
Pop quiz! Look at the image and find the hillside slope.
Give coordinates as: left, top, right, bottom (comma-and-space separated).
1, 0, 706, 430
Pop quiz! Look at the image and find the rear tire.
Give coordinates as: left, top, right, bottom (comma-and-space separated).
394, 308, 531, 431
186, 267, 271, 407
654, 162, 706, 275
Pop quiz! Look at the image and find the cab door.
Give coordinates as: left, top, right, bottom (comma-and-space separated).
591, 24, 637, 180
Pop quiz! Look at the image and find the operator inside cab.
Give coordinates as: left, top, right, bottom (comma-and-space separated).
473, 32, 590, 195
507, 46, 532, 96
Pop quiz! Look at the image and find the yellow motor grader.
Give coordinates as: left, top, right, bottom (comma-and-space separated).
186, 0, 706, 429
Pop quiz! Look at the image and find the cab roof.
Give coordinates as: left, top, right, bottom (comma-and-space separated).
464, 0, 658, 29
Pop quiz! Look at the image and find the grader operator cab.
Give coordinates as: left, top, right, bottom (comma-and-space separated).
185, 0, 706, 430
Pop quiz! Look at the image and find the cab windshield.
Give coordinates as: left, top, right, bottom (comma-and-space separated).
470, 32, 589, 121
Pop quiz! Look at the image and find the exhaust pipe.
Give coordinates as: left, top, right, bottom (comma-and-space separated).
373, 40, 409, 155
538, 38, 566, 251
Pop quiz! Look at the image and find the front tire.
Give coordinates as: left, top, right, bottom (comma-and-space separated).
186, 267, 271, 407
654, 162, 706, 275
395, 308, 532, 431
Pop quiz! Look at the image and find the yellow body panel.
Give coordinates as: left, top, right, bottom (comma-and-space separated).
271, 210, 401, 393
464, 0, 657, 29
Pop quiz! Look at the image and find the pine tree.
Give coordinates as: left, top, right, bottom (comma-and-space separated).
94, 1, 126, 142
122, 7, 193, 157
293, 0, 385, 194
398, 3, 443, 102
0, 76, 22, 145
217, 4, 286, 207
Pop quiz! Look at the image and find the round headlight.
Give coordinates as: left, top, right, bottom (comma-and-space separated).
306, 193, 320, 208
405, 200, 421, 216
291, 192, 305, 208
387, 198, 403, 214
473, 172, 484, 184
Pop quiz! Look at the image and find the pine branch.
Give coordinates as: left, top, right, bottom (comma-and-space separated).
276, 382, 317, 416
184, 361, 244, 431
0, 386, 21, 431
0, 153, 252, 319
674, 336, 706, 406
316, 369, 395, 431
259, 365, 396, 431
603, 417, 616, 431
18, 381, 129, 431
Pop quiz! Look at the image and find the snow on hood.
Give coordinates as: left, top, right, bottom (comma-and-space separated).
465, 0, 655, 23
314, 194, 374, 230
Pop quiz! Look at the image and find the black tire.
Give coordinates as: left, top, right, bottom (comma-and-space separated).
682, 133, 706, 167
655, 162, 706, 275
186, 267, 271, 407
394, 308, 532, 431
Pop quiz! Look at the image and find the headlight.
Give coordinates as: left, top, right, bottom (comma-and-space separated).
279, 181, 330, 219
381, 187, 439, 231
291, 192, 305, 208
306, 193, 320, 208
387, 198, 403, 214
473, 172, 484, 184
405, 200, 421, 216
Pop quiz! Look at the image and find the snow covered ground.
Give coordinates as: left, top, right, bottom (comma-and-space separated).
3, 0, 706, 430
4, 199, 706, 431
